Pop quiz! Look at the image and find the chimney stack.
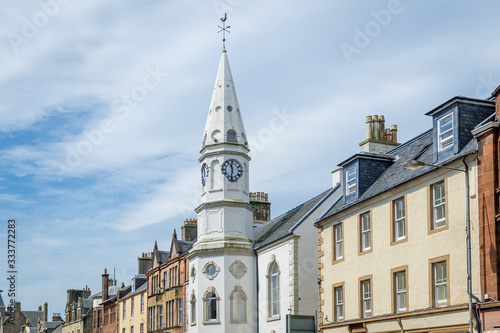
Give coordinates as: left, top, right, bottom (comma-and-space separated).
250, 192, 271, 224
360, 115, 400, 153
43, 302, 48, 321
181, 218, 198, 242
102, 269, 109, 303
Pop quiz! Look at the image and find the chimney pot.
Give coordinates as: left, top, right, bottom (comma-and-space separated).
379, 115, 385, 141
366, 116, 373, 140
391, 125, 398, 143
373, 115, 380, 140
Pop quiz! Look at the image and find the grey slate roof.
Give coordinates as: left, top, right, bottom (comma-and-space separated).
159, 251, 170, 263
52, 325, 63, 333
45, 322, 64, 330
321, 128, 478, 220
178, 240, 194, 254
81, 299, 93, 310
22, 311, 44, 326
253, 188, 334, 250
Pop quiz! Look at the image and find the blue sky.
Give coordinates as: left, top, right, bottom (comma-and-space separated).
1, 0, 500, 316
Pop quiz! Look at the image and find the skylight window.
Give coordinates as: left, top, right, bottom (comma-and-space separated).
438, 113, 453, 151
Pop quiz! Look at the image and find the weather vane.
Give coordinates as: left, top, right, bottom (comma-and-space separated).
218, 13, 231, 49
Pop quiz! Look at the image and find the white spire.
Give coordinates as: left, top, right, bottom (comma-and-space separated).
201, 50, 248, 148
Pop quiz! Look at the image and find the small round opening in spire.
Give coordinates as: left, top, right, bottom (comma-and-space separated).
227, 105, 233, 112
215, 106, 221, 112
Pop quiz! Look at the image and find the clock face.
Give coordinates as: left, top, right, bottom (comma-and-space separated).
201, 163, 209, 186
221, 159, 243, 182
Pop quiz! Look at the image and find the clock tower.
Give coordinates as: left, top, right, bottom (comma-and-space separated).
187, 48, 257, 332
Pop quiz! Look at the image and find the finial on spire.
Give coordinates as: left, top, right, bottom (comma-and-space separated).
218, 13, 231, 49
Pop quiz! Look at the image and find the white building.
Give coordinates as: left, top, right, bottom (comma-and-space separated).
186, 48, 341, 332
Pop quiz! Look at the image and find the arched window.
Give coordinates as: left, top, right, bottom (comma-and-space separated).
202, 287, 220, 324
267, 258, 280, 318
227, 130, 237, 143
230, 286, 247, 323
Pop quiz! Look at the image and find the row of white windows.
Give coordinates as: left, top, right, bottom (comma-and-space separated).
121, 294, 145, 319
333, 261, 447, 322
148, 299, 183, 330
334, 181, 446, 261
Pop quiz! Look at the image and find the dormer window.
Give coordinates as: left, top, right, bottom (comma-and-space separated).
346, 166, 356, 194
438, 113, 453, 151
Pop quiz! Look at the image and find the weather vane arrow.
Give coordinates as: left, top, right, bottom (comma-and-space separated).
218, 13, 231, 49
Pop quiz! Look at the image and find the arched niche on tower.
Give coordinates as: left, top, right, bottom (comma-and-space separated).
210, 160, 222, 191
230, 286, 247, 323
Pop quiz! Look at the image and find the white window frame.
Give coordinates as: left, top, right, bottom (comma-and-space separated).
438, 113, 453, 151
270, 263, 280, 317
123, 300, 126, 319
346, 166, 357, 194
434, 261, 447, 307
334, 223, 343, 260
361, 212, 371, 251
394, 198, 406, 241
178, 299, 183, 327
158, 305, 163, 329
335, 286, 343, 321
432, 182, 446, 229
361, 280, 371, 318
395, 271, 407, 312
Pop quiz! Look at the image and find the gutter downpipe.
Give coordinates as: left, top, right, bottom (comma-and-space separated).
463, 157, 473, 333
255, 253, 259, 333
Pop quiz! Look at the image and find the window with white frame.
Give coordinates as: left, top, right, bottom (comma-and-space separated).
141, 294, 144, 313
432, 182, 446, 229
131, 298, 134, 316
434, 261, 447, 307
394, 198, 406, 241
361, 212, 371, 251
438, 113, 453, 151
204, 291, 219, 322
395, 271, 407, 312
178, 299, 183, 327
269, 262, 280, 317
334, 286, 343, 321
158, 305, 163, 329
361, 279, 372, 318
334, 223, 343, 261
140, 324, 143, 333
123, 300, 126, 319
346, 166, 357, 194
148, 307, 155, 330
